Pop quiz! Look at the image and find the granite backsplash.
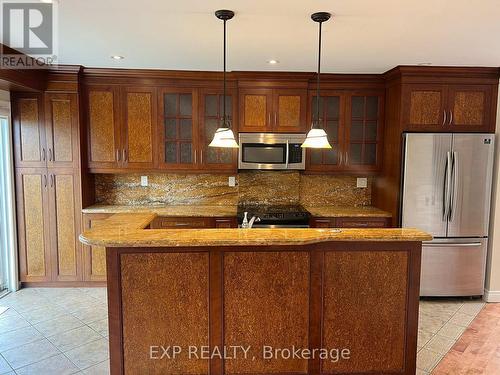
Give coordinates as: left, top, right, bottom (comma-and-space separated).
94, 172, 372, 207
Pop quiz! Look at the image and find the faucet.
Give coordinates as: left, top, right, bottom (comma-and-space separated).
241, 211, 261, 228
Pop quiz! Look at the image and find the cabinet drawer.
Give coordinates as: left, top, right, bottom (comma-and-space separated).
214, 217, 238, 228
336, 217, 389, 228
151, 217, 214, 229
310, 218, 336, 228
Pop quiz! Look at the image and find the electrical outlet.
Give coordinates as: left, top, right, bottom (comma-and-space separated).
140, 176, 148, 187
228, 176, 236, 187
356, 177, 368, 188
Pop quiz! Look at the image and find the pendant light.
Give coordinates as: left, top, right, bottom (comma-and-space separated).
209, 9, 239, 148
302, 12, 332, 149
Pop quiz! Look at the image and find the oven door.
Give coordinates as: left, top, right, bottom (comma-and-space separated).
238, 133, 306, 170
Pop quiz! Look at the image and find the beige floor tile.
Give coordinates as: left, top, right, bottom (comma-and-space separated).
15, 353, 79, 375
1, 339, 60, 369
33, 314, 84, 337
416, 369, 429, 375
0, 355, 13, 374
416, 348, 443, 372
71, 307, 108, 325
418, 330, 435, 348
437, 321, 466, 340
20, 305, 67, 325
424, 334, 455, 355
457, 302, 485, 316
0, 327, 44, 352
87, 319, 108, 337
48, 326, 102, 353
64, 338, 109, 370
449, 312, 475, 327
0, 315, 30, 334
419, 313, 447, 334
82, 359, 110, 375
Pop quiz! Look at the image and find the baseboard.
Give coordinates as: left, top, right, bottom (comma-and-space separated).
21, 281, 107, 288
484, 289, 500, 302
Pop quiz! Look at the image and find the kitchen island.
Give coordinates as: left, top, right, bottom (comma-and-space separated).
80, 213, 431, 375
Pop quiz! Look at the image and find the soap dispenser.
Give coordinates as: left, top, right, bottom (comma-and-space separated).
241, 211, 249, 228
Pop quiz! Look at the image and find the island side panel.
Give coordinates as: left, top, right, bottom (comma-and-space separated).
223, 251, 310, 374
119, 251, 210, 374
321, 249, 409, 374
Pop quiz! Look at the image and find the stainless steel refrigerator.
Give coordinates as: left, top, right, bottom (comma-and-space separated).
401, 133, 495, 297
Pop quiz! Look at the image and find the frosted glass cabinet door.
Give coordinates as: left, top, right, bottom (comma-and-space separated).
159, 89, 198, 169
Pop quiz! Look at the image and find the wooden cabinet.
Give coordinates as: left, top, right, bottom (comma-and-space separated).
44, 93, 80, 168
16, 168, 52, 282
403, 83, 495, 132
82, 213, 112, 282
307, 91, 383, 173
47, 168, 82, 281
150, 216, 238, 229
121, 87, 157, 169
12, 93, 46, 168
310, 216, 390, 228
16, 168, 82, 283
158, 88, 199, 169
87, 85, 121, 169
199, 89, 237, 170
239, 88, 306, 132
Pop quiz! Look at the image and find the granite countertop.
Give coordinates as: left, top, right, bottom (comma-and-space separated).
79, 213, 432, 247
82, 204, 391, 218
82, 204, 237, 217
304, 205, 392, 218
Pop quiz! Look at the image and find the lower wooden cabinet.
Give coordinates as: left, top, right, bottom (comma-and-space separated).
16, 168, 83, 283
150, 216, 238, 229
82, 213, 112, 282
310, 216, 390, 228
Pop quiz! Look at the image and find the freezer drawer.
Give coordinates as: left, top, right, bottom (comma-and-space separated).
420, 239, 488, 297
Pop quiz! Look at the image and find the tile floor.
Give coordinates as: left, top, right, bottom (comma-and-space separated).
417, 298, 486, 374
0, 289, 488, 375
0, 288, 109, 375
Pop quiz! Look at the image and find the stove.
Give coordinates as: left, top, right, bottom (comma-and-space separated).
237, 204, 311, 228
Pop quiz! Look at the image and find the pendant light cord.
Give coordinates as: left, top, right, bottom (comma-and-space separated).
223, 18, 227, 127
315, 20, 322, 129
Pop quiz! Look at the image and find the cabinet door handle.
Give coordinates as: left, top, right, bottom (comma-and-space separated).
268, 113, 271, 126
194, 150, 197, 164
123, 149, 127, 162
200, 150, 203, 165
42, 148, 46, 161
274, 112, 277, 126
442, 110, 447, 126
449, 110, 453, 125
339, 151, 343, 166
48, 148, 52, 161
43, 175, 47, 188
116, 149, 121, 161
345, 152, 349, 165
50, 174, 54, 188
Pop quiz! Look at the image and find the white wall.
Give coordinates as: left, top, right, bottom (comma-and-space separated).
485, 86, 500, 302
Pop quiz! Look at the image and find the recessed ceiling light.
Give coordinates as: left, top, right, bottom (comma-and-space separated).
267, 59, 279, 64
40, 0, 53, 3
110, 55, 124, 60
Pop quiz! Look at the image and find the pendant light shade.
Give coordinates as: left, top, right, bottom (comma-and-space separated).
302, 12, 332, 149
209, 9, 239, 148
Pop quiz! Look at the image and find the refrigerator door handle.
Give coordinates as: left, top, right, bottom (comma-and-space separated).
450, 151, 459, 221
423, 241, 482, 247
443, 151, 452, 221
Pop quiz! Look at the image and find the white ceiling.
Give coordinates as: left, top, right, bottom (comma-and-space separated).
57, 0, 500, 73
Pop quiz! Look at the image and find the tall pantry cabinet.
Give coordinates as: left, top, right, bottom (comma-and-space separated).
12, 90, 85, 284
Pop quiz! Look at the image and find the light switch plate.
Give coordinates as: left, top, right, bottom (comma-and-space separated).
356, 177, 368, 188
228, 176, 236, 187
140, 176, 148, 187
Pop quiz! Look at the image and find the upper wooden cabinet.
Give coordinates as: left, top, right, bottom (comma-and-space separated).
403, 83, 495, 132
158, 88, 199, 169
87, 85, 121, 169
87, 85, 157, 170
13, 92, 80, 169
199, 89, 238, 170
239, 88, 307, 133
307, 91, 384, 173
122, 87, 157, 169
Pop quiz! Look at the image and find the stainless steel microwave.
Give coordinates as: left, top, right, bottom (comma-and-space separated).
238, 133, 306, 170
